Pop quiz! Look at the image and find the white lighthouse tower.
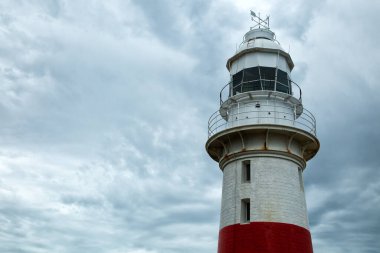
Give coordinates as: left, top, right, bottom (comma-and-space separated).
206, 12, 320, 253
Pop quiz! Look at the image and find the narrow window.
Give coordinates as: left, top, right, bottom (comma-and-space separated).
241, 199, 250, 223
298, 167, 304, 192
242, 160, 251, 182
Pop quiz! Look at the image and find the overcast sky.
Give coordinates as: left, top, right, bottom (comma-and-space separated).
0, 0, 379, 253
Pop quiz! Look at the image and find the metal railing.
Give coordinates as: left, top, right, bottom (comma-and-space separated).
219, 79, 302, 105
208, 102, 316, 138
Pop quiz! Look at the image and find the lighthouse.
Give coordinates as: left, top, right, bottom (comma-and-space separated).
206, 12, 320, 253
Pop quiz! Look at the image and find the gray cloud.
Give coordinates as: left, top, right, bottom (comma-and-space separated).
0, 0, 379, 253
295, 2, 380, 252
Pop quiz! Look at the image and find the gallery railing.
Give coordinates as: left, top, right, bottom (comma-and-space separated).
219, 79, 302, 105
208, 102, 316, 137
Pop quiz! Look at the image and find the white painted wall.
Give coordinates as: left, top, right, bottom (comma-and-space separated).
226, 98, 296, 129
230, 52, 290, 75
220, 156, 309, 230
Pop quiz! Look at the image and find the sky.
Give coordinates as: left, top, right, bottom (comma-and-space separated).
0, 0, 379, 252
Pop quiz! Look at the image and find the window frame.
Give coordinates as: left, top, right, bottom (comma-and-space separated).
241, 198, 251, 223
231, 66, 291, 95
242, 160, 251, 183
298, 167, 304, 192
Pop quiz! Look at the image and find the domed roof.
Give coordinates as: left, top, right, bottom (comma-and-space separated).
244, 28, 275, 41
237, 37, 284, 53
226, 28, 294, 71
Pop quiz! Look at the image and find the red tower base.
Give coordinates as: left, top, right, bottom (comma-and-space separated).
218, 222, 313, 253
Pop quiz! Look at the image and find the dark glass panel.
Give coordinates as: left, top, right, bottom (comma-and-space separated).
277, 70, 288, 86
246, 163, 251, 181
260, 67, 275, 91
253, 80, 262, 90
231, 67, 292, 95
232, 70, 243, 95
242, 81, 253, 92
243, 67, 260, 82
259, 67, 276, 80
276, 69, 290, 94
246, 202, 250, 221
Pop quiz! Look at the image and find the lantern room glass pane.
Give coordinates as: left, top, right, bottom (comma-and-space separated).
232, 71, 243, 95
243, 67, 260, 82
231, 66, 291, 95
276, 70, 290, 94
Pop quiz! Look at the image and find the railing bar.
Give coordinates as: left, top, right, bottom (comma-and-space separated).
209, 98, 317, 138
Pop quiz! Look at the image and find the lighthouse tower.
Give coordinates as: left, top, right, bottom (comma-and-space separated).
206, 12, 320, 253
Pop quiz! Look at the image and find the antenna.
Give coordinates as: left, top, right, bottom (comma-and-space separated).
250, 10, 270, 30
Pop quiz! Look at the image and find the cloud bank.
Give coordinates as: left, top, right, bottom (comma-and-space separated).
0, 1, 379, 252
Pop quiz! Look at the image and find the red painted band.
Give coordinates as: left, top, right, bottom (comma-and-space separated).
218, 222, 313, 253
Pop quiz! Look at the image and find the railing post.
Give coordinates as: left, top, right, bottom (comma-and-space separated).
274, 50, 279, 92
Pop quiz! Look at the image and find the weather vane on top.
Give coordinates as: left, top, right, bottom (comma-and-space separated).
250, 10, 270, 30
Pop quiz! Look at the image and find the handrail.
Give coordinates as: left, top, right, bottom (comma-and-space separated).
219, 79, 302, 105
208, 102, 316, 138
